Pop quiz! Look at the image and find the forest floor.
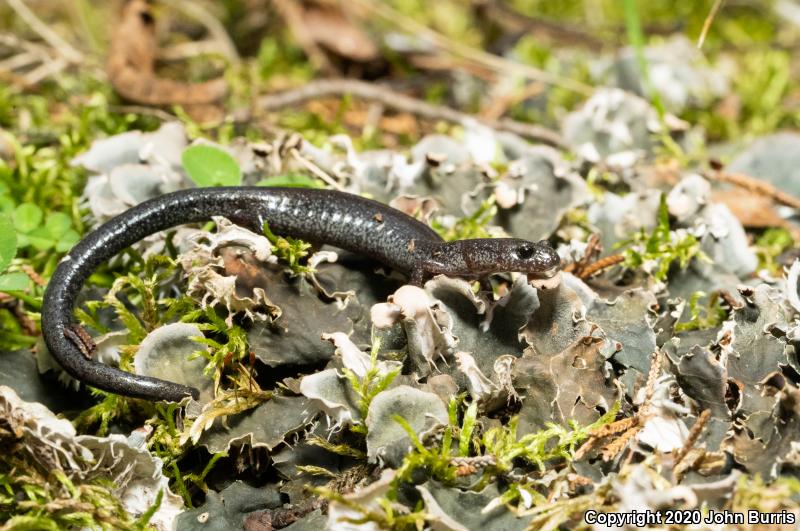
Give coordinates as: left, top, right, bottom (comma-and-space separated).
1, 1, 800, 530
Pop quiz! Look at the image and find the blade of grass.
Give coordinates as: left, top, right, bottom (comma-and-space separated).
622, 0, 666, 120
698, 0, 725, 49
623, 0, 685, 159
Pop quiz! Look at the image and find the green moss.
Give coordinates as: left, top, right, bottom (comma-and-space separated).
0, 446, 160, 530
314, 399, 619, 527
693, 49, 799, 141
147, 403, 228, 507
307, 436, 367, 459
262, 221, 316, 276
754, 228, 794, 275
620, 194, 708, 281
73, 389, 146, 437
343, 339, 401, 434
674, 291, 727, 332
431, 197, 498, 241
182, 306, 250, 379
482, 402, 619, 474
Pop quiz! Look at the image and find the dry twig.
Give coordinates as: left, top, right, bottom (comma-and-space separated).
0, 33, 73, 87
481, 81, 546, 121
258, 79, 565, 147
175, 0, 240, 62
6, 0, 83, 64
408, 53, 495, 81
562, 235, 626, 280
601, 427, 640, 462
562, 234, 602, 276
450, 455, 497, 476
21, 265, 46, 287
643, 350, 663, 406
574, 352, 665, 462
244, 498, 327, 531
717, 289, 743, 311
706, 170, 800, 210
576, 254, 625, 279
0, 295, 38, 336
673, 409, 711, 466
289, 148, 345, 191
697, 0, 725, 49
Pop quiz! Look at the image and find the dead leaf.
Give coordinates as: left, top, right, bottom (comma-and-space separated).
302, 3, 379, 62
107, 0, 227, 106
711, 188, 786, 228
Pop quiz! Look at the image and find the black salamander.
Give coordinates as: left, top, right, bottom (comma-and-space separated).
41, 187, 559, 401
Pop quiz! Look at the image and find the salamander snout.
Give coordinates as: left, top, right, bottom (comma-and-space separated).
513, 240, 560, 278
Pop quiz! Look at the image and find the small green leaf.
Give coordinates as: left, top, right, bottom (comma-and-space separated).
0, 196, 13, 214
55, 229, 80, 252
181, 145, 241, 187
459, 401, 478, 456
27, 226, 55, 251
0, 214, 16, 272
45, 212, 72, 238
0, 272, 29, 291
256, 174, 322, 188
12, 203, 43, 233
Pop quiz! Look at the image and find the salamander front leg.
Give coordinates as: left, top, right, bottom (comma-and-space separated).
409, 267, 426, 287
478, 276, 493, 295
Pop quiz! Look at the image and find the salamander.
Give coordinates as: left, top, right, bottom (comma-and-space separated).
41, 187, 560, 402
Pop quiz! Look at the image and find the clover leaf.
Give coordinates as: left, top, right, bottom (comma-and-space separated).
11, 204, 80, 251
0, 213, 26, 292
182, 145, 242, 187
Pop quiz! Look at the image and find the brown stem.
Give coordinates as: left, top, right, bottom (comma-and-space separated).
576, 254, 625, 279
21, 264, 46, 287
673, 409, 711, 466
706, 170, 800, 210
258, 79, 565, 148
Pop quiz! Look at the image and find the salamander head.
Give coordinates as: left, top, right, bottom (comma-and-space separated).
509, 239, 560, 277
453, 238, 561, 278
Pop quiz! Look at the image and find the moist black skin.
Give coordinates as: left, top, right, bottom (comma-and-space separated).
41, 187, 560, 401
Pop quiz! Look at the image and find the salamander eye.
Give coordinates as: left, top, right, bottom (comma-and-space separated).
516, 244, 536, 260
139, 9, 155, 26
